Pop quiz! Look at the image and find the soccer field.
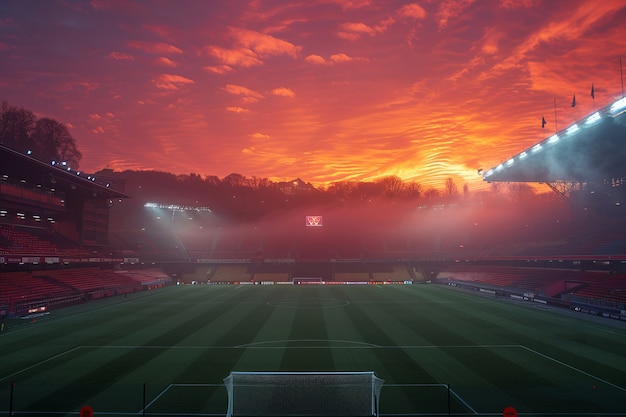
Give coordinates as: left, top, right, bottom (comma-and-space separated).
1, 283, 626, 417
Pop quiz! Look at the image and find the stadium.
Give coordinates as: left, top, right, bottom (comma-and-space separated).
2, 96, 626, 417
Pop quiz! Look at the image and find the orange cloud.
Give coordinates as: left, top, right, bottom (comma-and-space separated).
338, 22, 377, 40
330, 0, 372, 9
126, 40, 183, 55
305, 53, 366, 65
152, 74, 194, 90
107, 51, 134, 60
489, 1, 626, 77
270, 87, 295, 97
203, 65, 234, 75
305, 54, 328, 65
223, 84, 264, 99
250, 132, 271, 139
226, 106, 249, 113
231, 27, 300, 58
203, 27, 301, 70
398, 3, 427, 19
202, 45, 263, 68
156, 57, 177, 67
436, 0, 475, 29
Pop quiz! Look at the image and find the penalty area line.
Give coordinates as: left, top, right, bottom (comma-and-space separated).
384, 383, 478, 415
140, 383, 224, 415
521, 345, 626, 392
0, 346, 83, 382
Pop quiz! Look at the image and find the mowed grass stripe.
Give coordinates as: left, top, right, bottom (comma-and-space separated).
20, 285, 271, 411
329, 286, 440, 413
280, 286, 335, 370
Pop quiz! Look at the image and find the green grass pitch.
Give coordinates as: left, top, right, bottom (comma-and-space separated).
1, 283, 626, 416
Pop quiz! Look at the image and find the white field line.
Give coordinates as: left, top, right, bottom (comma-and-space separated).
384, 383, 477, 415
0, 346, 82, 382
520, 345, 626, 392
140, 383, 226, 415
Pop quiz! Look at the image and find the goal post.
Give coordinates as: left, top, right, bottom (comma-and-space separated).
224, 371, 384, 417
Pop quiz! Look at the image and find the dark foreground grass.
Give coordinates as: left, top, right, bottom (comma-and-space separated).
1, 283, 626, 417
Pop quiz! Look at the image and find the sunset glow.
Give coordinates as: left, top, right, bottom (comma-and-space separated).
1, 0, 625, 190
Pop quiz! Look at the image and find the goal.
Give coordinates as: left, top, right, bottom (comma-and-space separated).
223, 371, 384, 417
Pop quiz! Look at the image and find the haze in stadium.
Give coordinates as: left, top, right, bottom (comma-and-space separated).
1, 0, 625, 190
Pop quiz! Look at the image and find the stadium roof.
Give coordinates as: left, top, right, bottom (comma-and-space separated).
482, 97, 626, 184
0, 144, 128, 199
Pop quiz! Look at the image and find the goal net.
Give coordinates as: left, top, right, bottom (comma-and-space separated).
224, 371, 384, 417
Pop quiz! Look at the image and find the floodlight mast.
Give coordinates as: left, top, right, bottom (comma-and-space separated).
143, 202, 213, 226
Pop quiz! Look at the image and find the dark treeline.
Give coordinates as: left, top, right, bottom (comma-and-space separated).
101, 168, 562, 224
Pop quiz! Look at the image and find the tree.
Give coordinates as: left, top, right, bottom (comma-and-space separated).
1, 102, 82, 169
0, 101, 36, 152
222, 172, 248, 187
444, 177, 459, 197
31, 117, 82, 168
507, 183, 535, 203
404, 181, 423, 199
377, 175, 405, 198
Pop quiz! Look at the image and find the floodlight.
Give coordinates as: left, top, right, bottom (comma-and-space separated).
584, 112, 601, 125
610, 97, 626, 114
531, 144, 542, 153
548, 134, 559, 144
566, 124, 579, 135
506, 158, 514, 166
485, 169, 493, 177
519, 151, 528, 159
496, 163, 504, 171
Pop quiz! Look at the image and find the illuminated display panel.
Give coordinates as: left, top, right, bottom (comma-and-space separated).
305, 215, 323, 227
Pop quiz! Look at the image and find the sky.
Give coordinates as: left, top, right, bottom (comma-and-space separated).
1, 0, 625, 191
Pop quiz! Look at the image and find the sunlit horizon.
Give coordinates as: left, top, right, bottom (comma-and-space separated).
1, 0, 625, 191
